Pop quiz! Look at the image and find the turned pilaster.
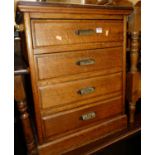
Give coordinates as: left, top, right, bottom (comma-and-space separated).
14, 75, 38, 155
127, 31, 140, 124
130, 32, 139, 73
126, 1, 141, 124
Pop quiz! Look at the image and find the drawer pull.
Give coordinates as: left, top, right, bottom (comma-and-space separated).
80, 112, 96, 121
78, 87, 95, 95
76, 58, 95, 66
75, 29, 95, 36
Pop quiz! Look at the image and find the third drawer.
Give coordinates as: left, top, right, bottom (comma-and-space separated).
39, 72, 122, 110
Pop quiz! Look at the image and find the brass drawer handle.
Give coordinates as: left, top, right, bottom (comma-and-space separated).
78, 87, 95, 95
76, 58, 95, 66
80, 112, 96, 121
75, 29, 95, 36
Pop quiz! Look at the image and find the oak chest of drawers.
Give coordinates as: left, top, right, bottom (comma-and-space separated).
18, 1, 132, 154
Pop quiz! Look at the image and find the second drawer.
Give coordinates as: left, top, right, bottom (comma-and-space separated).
35, 47, 122, 80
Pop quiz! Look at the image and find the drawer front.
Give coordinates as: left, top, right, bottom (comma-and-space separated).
36, 47, 122, 80
32, 20, 123, 48
39, 115, 127, 155
42, 97, 123, 139
39, 73, 122, 109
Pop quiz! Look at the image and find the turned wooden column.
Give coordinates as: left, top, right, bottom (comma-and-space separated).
130, 32, 139, 73
127, 31, 140, 123
126, 1, 141, 124
14, 75, 38, 155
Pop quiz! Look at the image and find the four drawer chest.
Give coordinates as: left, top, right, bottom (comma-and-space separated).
18, 1, 132, 154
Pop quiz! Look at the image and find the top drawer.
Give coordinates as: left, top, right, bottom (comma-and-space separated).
31, 20, 123, 48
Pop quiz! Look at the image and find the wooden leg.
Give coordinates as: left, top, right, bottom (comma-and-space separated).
127, 72, 140, 124
17, 100, 38, 155
126, 31, 140, 124
129, 102, 136, 124
15, 75, 38, 155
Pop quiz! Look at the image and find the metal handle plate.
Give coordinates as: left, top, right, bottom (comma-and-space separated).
78, 87, 95, 95
80, 112, 96, 121
76, 58, 95, 66
75, 29, 95, 36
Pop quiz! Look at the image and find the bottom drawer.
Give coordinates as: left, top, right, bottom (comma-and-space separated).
42, 96, 123, 139
39, 115, 127, 155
